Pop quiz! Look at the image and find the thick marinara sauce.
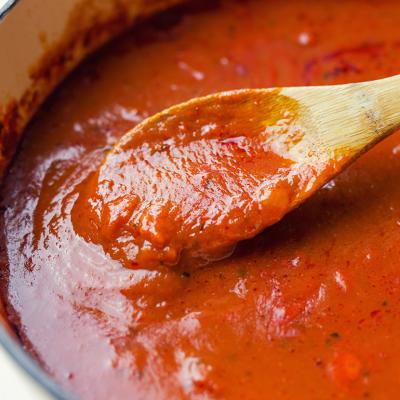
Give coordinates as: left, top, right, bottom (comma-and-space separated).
2, 1, 400, 399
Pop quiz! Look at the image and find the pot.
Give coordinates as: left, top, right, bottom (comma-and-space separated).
0, 1, 185, 398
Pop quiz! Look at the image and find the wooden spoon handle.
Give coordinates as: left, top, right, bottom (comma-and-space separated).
360, 74, 400, 138
281, 75, 400, 160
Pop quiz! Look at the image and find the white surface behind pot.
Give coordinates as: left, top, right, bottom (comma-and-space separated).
0, 345, 52, 400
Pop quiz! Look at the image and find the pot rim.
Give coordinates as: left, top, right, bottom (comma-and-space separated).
0, 0, 17, 20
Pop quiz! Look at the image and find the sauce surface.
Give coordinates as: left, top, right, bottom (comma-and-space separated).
3, 0, 400, 399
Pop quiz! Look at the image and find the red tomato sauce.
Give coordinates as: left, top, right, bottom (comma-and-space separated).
2, 0, 400, 399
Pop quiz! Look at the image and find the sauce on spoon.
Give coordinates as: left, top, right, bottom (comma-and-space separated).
72, 90, 336, 269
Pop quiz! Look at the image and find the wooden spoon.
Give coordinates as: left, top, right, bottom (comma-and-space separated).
73, 75, 400, 269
